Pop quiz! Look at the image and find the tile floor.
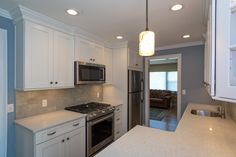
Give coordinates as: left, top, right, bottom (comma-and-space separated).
150, 106, 178, 132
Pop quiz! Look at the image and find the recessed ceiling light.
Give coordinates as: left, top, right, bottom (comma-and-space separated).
66, 9, 78, 16
183, 34, 191, 39
171, 4, 183, 11
116, 36, 123, 39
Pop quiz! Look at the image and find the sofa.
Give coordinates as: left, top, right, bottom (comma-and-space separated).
150, 90, 172, 109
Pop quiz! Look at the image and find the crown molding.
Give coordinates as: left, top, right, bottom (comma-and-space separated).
10, 5, 75, 35
0, 8, 12, 19
156, 41, 204, 51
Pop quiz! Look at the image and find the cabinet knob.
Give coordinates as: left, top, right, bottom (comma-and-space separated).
90, 58, 93, 61
50, 81, 53, 84
55, 82, 58, 84
62, 139, 65, 143
136, 64, 138, 66
67, 137, 70, 141
93, 59, 95, 61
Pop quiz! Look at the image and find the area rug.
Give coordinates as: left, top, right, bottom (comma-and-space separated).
150, 107, 169, 121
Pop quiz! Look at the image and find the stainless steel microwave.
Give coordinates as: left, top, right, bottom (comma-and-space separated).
74, 61, 106, 84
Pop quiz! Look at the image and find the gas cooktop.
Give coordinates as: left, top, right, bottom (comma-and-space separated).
65, 102, 114, 121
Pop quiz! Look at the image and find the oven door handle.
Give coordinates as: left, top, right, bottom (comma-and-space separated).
88, 113, 114, 126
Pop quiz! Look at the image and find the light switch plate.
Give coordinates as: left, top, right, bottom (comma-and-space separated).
182, 89, 186, 95
7, 104, 14, 113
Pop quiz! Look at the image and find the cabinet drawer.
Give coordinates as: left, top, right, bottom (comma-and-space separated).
114, 112, 122, 124
35, 118, 85, 144
114, 122, 122, 140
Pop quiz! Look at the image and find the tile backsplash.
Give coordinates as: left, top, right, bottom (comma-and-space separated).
16, 85, 103, 119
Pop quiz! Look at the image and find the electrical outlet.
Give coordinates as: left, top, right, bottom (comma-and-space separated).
42, 99, 47, 107
96, 92, 100, 98
182, 89, 186, 95
7, 104, 14, 113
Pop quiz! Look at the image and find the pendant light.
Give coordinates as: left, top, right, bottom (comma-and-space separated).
139, 0, 155, 56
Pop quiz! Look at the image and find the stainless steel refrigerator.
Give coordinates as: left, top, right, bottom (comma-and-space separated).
128, 70, 144, 130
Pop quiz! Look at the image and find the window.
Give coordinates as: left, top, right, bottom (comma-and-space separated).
150, 71, 177, 91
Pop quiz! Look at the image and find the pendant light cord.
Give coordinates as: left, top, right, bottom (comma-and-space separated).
145, 0, 149, 31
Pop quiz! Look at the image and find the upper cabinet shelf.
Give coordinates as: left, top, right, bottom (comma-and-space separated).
231, 0, 236, 12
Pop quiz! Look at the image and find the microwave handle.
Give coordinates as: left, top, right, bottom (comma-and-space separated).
101, 68, 105, 81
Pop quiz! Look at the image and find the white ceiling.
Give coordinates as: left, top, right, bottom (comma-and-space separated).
0, 0, 207, 49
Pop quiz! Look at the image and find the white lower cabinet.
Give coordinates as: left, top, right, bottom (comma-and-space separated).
16, 117, 86, 157
114, 104, 123, 140
36, 135, 65, 157
36, 128, 85, 157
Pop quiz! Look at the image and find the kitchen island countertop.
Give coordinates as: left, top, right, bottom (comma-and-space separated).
95, 103, 236, 157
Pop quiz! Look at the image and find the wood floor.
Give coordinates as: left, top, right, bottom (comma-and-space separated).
150, 106, 178, 132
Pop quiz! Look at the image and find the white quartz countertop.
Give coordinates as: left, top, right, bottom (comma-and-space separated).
95, 103, 236, 157
15, 110, 86, 133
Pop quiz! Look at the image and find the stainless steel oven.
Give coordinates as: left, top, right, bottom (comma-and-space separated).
87, 113, 114, 157
74, 61, 105, 84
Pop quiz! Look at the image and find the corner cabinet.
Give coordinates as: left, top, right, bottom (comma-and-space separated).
15, 20, 74, 91
205, 0, 236, 102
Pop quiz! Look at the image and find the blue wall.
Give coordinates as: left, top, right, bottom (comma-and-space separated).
0, 16, 16, 157
157, 45, 216, 114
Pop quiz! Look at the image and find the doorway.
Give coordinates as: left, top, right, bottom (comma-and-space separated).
144, 54, 182, 131
0, 28, 7, 157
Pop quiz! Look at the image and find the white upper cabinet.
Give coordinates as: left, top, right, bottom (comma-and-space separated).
75, 37, 104, 64
16, 20, 74, 90
53, 31, 74, 88
204, 0, 216, 96
103, 47, 113, 84
24, 21, 54, 89
128, 49, 143, 71
215, 0, 236, 101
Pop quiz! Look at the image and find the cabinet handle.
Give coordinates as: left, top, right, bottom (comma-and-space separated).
50, 81, 53, 84
116, 131, 120, 134
67, 137, 70, 141
116, 118, 120, 121
136, 64, 138, 66
62, 139, 65, 143
116, 109, 120, 112
55, 82, 58, 84
73, 123, 80, 127
47, 131, 56, 136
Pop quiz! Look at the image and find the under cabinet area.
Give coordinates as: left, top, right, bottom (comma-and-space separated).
15, 111, 86, 157
15, 20, 74, 91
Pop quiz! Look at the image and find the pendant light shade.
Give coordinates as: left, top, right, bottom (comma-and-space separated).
139, 0, 155, 56
139, 31, 155, 56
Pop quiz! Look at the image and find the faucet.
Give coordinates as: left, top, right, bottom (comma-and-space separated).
217, 104, 226, 119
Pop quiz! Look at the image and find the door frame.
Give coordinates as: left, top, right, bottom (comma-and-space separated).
144, 54, 182, 126
0, 28, 7, 157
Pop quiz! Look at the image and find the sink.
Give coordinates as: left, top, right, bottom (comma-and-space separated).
191, 109, 221, 117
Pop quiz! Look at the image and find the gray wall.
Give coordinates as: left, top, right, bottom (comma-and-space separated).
16, 85, 103, 119
150, 63, 177, 72
0, 16, 16, 157
156, 45, 216, 114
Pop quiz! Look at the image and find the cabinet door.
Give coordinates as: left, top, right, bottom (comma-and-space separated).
75, 37, 93, 63
36, 135, 65, 157
65, 128, 86, 157
53, 31, 74, 88
135, 53, 143, 70
24, 21, 54, 89
204, 0, 216, 96
103, 48, 113, 84
92, 44, 104, 64
128, 49, 143, 71
216, 0, 236, 100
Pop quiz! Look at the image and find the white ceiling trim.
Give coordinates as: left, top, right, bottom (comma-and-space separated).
0, 8, 12, 19
156, 41, 204, 51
